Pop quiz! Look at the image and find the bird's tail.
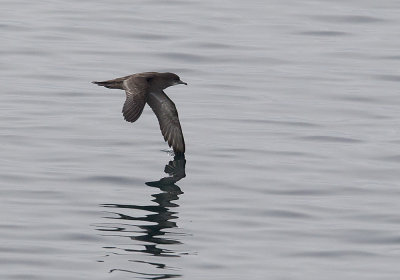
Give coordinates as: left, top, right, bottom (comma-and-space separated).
92, 75, 130, 89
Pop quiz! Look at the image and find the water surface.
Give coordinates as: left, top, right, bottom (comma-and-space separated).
1, 0, 400, 279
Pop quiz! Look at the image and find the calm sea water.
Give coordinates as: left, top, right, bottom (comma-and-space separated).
2, 0, 400, 279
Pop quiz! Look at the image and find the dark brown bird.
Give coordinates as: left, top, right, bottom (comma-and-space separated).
93, 72, 187, 155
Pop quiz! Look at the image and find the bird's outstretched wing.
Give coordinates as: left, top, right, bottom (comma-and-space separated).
122, 76, 149, 123
147, 91, 185, 154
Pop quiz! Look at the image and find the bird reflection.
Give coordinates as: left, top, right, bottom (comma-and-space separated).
97, 155, 186, 279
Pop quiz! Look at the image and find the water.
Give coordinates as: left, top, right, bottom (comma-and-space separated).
1, 0, 400, 279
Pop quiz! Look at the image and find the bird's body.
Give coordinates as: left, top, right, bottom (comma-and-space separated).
93, 72, 187, 155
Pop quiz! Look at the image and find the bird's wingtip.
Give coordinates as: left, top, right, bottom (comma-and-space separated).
174, 152, 185, 160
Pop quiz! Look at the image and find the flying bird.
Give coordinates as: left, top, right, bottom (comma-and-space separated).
93, 72, 187, 155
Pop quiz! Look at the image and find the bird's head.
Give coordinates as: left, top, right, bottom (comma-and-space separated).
160, 72, 187, 89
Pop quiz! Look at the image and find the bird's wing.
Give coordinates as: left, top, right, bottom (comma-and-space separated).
122, 76, 149, 123
147, 91, 185, 154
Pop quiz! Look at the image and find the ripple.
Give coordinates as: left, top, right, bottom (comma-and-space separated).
374, 74, 400, 82
263, 209, 313, 219
157, 52, 223, 63
291, 250, 377, 258
377, 155, 400, 163
133, 32, 178, 41
310, 15, 384, 24
263, 188, 335, 196
80, 175, 142, 185
379, 55, 400, 60
298, 31, 350, 36
214, 147, 324, 160
300, 135, 363, 143
191, 42, 247, 50
109, 268, 181, 278
335, 95, 379, 103
231, 118, 321, 128
343, 230, 400, 245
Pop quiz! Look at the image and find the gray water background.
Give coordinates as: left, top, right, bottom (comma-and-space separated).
1, 0, 400, 279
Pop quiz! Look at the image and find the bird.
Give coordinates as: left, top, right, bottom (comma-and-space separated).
92, 72, 187, 155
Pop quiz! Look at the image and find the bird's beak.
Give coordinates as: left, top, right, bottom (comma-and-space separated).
178, 80, 187, 85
